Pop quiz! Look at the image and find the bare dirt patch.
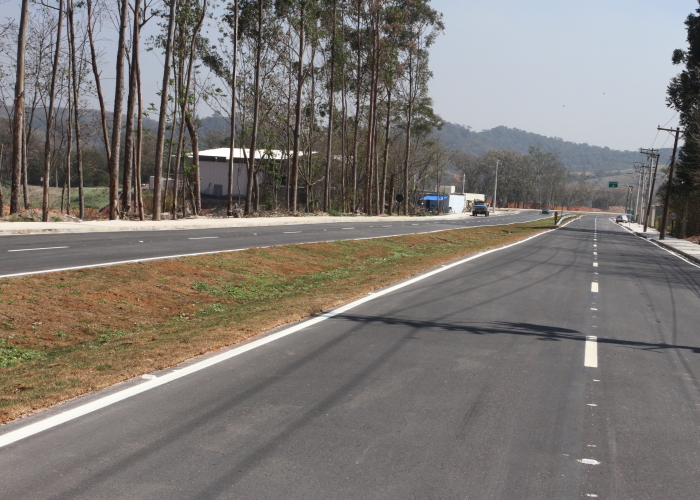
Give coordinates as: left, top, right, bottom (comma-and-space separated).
0, 219, 555, 423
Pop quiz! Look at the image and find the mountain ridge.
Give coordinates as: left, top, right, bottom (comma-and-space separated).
436, 122, 639, 174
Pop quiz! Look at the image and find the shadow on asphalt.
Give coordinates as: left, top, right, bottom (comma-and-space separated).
334, 314, 700, 354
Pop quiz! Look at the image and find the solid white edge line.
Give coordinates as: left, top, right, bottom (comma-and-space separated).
0, 216, 554, 279
609, 218, 700, 270
584, 336, 598, 368
0, 216, 579, 448
8, 246, 69, 252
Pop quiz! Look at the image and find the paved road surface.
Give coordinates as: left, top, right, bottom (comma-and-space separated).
1, 215, 700, 499
0, 211, 544, 277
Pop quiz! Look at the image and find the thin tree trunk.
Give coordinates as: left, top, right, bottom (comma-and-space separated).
121, 0, 141, 215
363, 10, 378, 215
136, 67, 144, 220
290, 3, 305, 213
173, 0, 206, 219
323, 0, 337, 212
86, 0, 111, 165
42, 0, 64, 221
185, 114, 200, 215
402, 50, 414, 216
21, 128, 28, 209
108, 0, 130, 220
245, 0, 263, 215
11, 0, 30, 214
352, 0, 361, 212
380, 89, 391, 215
227, 0, 239, 216
68, 0, 84, 219
152, 0, 177, 220
65, 86, 73, 215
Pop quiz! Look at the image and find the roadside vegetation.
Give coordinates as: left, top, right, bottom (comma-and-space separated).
0, 218, 557, 423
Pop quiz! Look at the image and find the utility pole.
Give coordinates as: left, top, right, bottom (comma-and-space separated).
633, 162, 645, 222
639, 148, 659, 233
493, 160, 499, 211
657, 126, 682, 240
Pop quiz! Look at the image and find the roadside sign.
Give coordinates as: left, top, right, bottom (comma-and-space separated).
669, 211, 678, 221
608, 182, 618, 188
626, 209, 635, 215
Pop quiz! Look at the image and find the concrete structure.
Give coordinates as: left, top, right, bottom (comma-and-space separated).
196, 148, 287, 198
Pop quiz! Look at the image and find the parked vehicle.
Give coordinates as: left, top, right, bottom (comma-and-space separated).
615, 214, 630, 223
472, 202, 489, 217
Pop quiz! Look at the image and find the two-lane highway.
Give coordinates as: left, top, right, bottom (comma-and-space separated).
0, 211, 544, 277
2, 215, 700, 499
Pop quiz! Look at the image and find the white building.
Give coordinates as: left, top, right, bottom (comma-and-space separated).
196, 148, 288, 197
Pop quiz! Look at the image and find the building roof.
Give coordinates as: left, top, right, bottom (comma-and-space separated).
197, 148, 289, 161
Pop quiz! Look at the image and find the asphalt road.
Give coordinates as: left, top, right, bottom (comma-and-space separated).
2, 215, 700, 499
0, 211, 544, 277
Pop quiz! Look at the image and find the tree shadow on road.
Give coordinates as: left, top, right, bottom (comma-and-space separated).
334, 314, 700, 354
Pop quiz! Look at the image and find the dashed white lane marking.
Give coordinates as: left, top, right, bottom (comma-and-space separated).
591, 282, 598, 293
579, 459, 600, 465
587, 404, 598, 407
187, 236, 219, 240
591, 308, 597, 310
0, 217, 573, 448
585, 336, 598, 367
593, 262, 598, 267
8, 246, 69, 252
593, 251, 597, 256
341, 227, 355, 230
283, 231, 301, 234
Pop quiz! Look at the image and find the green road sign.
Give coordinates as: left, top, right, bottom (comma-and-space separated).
609, 182, 618, 188
626, 209, 635, 215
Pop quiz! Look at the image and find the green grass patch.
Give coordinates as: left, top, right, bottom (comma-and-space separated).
0, 218, 557, 423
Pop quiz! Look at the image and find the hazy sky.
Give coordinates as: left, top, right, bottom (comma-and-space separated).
427, 0, 693, 151
2, 0, 696, 153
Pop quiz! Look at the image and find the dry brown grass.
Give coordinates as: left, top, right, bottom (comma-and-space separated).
0, 219, 555, 423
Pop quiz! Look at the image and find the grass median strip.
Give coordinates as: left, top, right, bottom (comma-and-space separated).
0, 218, 556, 423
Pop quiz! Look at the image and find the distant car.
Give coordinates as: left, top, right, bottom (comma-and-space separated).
615, 214, 630, 223
541, 207, 550, 214
472, 202, 489, 217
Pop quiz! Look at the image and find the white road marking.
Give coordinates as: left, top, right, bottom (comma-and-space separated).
8, 246, 68, 252
593, 262, 598, 267
341, 227, 355, 230
579, 459, 600, 465
591, 282, 598, 293
0, 215, 555, 279
591, 308, 597, 310
593, 244, 597, 247
187, 236, 219, 240
0, 218, 567, 448
283, 231, 301, 234
585, 336, 598, 367
587, 404, 598, 407
593, 251, 597, 256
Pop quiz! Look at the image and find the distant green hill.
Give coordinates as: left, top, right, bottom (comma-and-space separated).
436, 122, 640, 175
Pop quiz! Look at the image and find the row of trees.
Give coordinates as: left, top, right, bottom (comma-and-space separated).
1, 0, 446, 220
450, 147, 624, 211
665, 0, 700, 238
